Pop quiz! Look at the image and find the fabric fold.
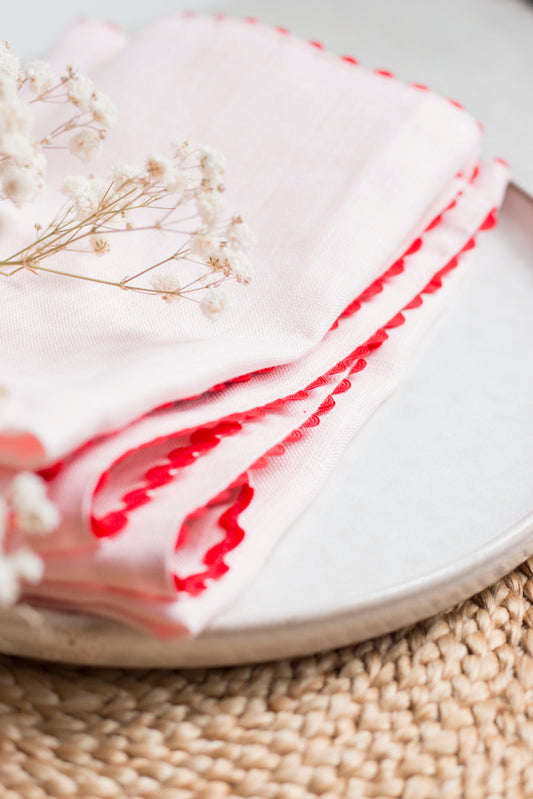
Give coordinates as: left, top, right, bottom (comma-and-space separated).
25, 160, 507, 635
1, 14, 483, 465
0, 14, 508, 636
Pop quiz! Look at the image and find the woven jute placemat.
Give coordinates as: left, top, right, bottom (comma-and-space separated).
1, 558, 533, 799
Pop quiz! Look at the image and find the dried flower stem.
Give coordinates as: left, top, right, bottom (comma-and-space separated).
1, 43, 255, 316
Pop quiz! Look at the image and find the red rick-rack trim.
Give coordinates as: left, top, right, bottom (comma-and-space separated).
90, 420, 244, 538
246, 206, 499, 475
38, 17, 485, 486
225, 12, 476, 121
58, 14, 503, 554
89, 179, 478, 539
172, 478, 254, 595
163, 205, 499, 595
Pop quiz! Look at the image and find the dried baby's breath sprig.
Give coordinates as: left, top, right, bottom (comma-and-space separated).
1, 142, 255, 315
0, 472, 60, 607
0, 42, 115, 208
0, 45, 255, 317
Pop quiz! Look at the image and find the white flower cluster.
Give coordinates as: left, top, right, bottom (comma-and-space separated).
151, 271, 182, 303
190, 215, 255, 316
64, 68, 116, 124
0, 62, 44, 207
26, 60, 55, 95
145, 143, 254, 316
56, 138, 255, 316
0, 40, 24, 84
0, 472, 60, 607
62, 174, 110, 218
0, 44, 116, 208
0, 44, 254, 320
200, 285, 231, 317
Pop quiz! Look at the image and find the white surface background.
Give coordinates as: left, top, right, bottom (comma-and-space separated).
3, 0, 533, 195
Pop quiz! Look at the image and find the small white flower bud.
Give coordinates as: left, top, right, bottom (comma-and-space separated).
226, 217, 256, 251
151, 271, 182, 303
2, 164, 41, 207
89, 91, 117, 128
65, 69, 94, 112
69, 129, 103, 163
26, 60, 56, 95
172, 138, 194, 161
222, 248, 253, 284
196, 190, 226, 227
0, 41, 25, 85
90, 234, 111, 256
201, 285, 231, 317
190, 229, 220, 259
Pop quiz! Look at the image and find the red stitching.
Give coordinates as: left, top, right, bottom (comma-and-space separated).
89, 421, 243, 538
37, 460, 65, 481
173, 480, 254, 595
168, 206, 498, 595
91, 510, 128, 539
122, 488, 151, 510
256, 207, 498, 469
480, 209, 498, 231
332, 378, 351, 395
316, 395, 336, 414
87, 176, 495, 539
266, 443, 285, 457
36, 18, 495, 485
404, 237, 423, 256
254, 14, 475, 120
330, 207, 461, 334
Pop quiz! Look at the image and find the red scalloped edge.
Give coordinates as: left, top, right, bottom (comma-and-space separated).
181, 10, 483, 128
172, 476, 254, 595
36, 24, 488, 488
88, 173, 492, 540
166, 204, 499, 595
88, 181, 477, 538
90, 420, 243, 538
247, 206, 499, 474
37, 14, 494, 485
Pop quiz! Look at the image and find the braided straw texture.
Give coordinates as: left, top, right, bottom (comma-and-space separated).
1, 559, 533, 799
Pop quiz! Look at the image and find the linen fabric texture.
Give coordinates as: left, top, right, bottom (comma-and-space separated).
0, 16, 508, 635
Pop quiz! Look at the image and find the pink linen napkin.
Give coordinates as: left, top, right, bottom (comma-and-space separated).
0, 15, 508, 635
46, 19, 128, 72
0, 14, 484, 467
26, 162, 506, 635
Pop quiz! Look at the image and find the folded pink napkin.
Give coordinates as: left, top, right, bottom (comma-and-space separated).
30, 161, 506, 636
1, 15, 508, 635
1, 14, 484, 466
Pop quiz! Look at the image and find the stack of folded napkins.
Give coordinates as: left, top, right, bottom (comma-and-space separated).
0, 15, 507, 636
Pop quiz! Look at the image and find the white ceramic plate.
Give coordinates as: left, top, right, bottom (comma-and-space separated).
0, 184, 531, 667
